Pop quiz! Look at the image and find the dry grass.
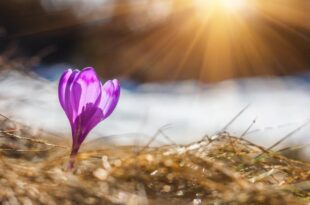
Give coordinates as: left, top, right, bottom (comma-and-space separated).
0, 115, 310, 205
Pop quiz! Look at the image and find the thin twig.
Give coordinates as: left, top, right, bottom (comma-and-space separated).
247, 122, 297, 135
216, 104, 250, 134
231, 135, 269, 154
267, 120, 310, 151
277, 143, 310, 153
1, 131, 68, 149
159, 130, 177, 145
0, 113, 11, 121
0, 147, 55, 152
0, 113, 17, 130
240, 117, 257, 139
138, 124, 172, 154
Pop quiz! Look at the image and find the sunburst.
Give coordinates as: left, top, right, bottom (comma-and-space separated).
10, 0, 310, 82
112, 0, 310, 82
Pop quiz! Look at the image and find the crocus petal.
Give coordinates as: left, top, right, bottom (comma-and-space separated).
100, 79, 121, 117
64, 70, 80, 124
58, 69, 80, 125
76, 106, 104, 144
58, 69, 72, 110
72, 67, 101, 116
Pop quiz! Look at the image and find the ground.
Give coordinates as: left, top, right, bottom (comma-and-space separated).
0, 116, 310, 205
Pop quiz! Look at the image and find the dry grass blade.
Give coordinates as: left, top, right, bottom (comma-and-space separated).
267, 120, 310, 151
217, 104, 250, 134
240, 117, 257, 139
277, 143, 310, 153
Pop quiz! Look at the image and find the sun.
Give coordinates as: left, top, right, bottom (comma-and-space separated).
219, 0, 247, 12
193, 0, 250, 16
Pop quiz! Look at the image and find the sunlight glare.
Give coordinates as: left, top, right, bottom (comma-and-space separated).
193, 0, 249, 15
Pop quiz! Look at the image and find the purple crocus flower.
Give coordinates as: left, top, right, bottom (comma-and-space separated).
58, 67, 120, 169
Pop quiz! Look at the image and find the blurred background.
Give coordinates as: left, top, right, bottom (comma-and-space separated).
1, 0, 310, 82
1, 0, 310, 158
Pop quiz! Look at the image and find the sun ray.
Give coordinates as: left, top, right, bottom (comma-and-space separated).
60, 0, 310, 82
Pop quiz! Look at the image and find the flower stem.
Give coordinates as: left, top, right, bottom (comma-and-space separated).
66, 143, 80, 171
67, 154, 77, 171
